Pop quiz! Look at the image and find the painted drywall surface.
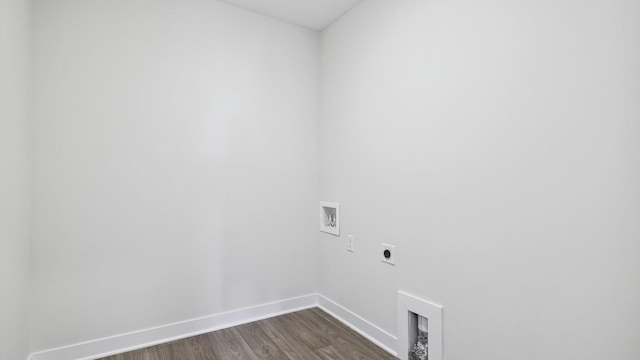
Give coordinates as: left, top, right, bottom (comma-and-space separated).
319, 1, 640, 359
31, 0, 319, 351
0, 0, 32, 359
217, 0, 363, 31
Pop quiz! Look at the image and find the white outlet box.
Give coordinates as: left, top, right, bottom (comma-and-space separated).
346, 235, 355, 252
397, 291, 443, 360
381, 243, 395, 265
319, 202, 339, 236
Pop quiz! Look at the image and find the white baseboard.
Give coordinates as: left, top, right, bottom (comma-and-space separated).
317, 294, 398, 357
29, 293, 399, 360
30, 294, 317, 360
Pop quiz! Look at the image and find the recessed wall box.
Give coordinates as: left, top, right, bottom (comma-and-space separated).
397, 291, 444, 360
320, 202, 339, 236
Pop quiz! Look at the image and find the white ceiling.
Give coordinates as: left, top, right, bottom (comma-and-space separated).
217, 0, 363, 31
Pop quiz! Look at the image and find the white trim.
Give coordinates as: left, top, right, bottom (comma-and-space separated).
319, 201, 340, 235
30, 294, 317, 360
397, 290, 444, 360
317, 294, 398, 357
29, 293, 402, 360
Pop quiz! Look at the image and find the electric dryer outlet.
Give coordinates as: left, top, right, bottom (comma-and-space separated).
381, 243, 395, 265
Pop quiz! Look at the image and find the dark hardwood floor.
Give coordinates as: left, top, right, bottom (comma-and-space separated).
99, 308, 397, 360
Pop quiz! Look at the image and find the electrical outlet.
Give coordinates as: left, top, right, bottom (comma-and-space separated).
346, 235, 355, 252
381, 243, 395, 265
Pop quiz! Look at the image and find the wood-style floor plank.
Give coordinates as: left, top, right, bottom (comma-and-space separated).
256, 319, 323, 360
293, 309, 381, 360
101, 347, 153, 360
155, 339, 194, 360
271, 312, 332, 351
308, 307, 397, 360
188, 335, 218, 360
235, 321, 289, 360
207, 328, 259, 360
98, 308, 397, 360
316, 345, 347, 360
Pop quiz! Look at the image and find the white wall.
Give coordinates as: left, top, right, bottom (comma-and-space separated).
0, 0, 32, 359
31, 0, 319, 351
320, 1, 640, 359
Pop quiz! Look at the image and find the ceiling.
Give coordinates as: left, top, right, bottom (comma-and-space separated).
217, 0, 363, 31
